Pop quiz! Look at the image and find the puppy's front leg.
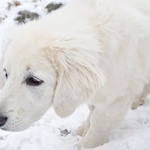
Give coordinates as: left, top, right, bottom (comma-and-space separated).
77, 108, 109, 149
78, 97, 131, 149
76, 105, 95, 136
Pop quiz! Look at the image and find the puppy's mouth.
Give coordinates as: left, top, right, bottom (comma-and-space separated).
1, 127, 7, 131
0, 124, 29, 132
0, 116, 30, 132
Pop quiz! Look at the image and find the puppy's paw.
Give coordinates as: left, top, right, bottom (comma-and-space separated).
75, 121, 89, 137
76, 125, 85, 136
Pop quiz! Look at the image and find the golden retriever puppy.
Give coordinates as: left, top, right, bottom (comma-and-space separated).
0, 0, 150, 149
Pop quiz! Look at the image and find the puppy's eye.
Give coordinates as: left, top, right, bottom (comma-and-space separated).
26, 76, 43, 86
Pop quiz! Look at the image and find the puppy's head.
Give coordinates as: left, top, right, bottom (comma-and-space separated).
0, 31, 57, 131
0, 17, 105, 131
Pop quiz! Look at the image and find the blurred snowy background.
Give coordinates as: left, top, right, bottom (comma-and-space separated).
0, 0, 150, 150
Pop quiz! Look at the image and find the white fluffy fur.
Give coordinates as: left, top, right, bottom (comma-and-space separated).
0, 0, 150, 149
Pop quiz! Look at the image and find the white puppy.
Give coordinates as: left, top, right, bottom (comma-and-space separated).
0, 0, 150, 149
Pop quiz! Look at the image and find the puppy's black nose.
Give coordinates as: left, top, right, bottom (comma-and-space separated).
0, 116, 7, 127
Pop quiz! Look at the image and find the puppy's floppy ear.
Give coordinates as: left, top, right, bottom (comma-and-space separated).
50, 50, 105, 118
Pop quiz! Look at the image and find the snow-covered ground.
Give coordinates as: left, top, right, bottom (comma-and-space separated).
0, 0, 150, 150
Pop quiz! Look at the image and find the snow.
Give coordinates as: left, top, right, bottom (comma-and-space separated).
0, 0, 150, 150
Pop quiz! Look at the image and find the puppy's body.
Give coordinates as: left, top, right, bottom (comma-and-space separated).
0, 0, 150, 149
